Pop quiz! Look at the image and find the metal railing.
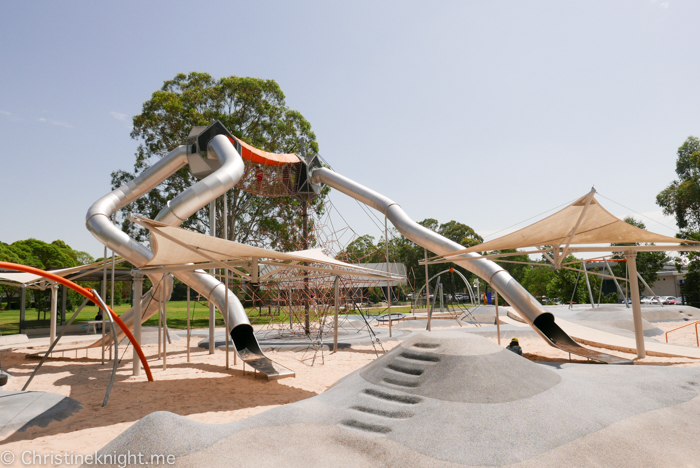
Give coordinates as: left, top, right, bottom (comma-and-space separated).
665, 320, 700, 347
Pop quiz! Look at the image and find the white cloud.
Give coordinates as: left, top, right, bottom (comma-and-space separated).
37, 117, 73, 128
111, 111, 128, 121
660, 2, 669, 8
0, 110, 24, 122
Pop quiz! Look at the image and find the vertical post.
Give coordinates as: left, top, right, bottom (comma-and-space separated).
209, 199, 216, 354
225, 268, 230, 370
582, 260, 595, 309
385, 215, 392, 338
186, 286, 191, 363
333, 276, 339, 353
626, 252, 646, 359
303, 199, 310, 335
110, 217, 116, 362
19, 284, 26, 333
495, 290, 501, 345
157, 289, 162, 359
132, 272, 144, 376
102, 246, 107, 363
50, 283, 58, 345
60, 285, 66, 325
439, 284, 444, 312
424, 248, 430, 312
162, 285, 167, 370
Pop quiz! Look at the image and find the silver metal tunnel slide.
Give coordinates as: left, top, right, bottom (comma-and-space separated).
310, 167, 631, 364
86, 135, 294, 378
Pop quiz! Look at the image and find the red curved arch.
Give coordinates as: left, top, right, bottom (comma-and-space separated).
0, 261, 154, 381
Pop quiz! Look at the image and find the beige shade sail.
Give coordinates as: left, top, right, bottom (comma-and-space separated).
136, 218, 402, 281
443, 191, 695, 258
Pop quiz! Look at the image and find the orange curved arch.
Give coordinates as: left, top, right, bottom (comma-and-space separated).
0, 261, 154, 382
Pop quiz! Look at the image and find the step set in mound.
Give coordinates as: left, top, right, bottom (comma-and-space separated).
93, 331, 700, 468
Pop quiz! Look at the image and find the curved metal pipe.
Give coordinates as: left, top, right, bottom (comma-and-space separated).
85, 136, 250, 342
310, 167, 632, 364
310, 167, 547, 327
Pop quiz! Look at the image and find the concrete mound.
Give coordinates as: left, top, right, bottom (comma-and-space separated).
0, 391, 83, 441
360, 331, 561, 403
93, 331, 700, 468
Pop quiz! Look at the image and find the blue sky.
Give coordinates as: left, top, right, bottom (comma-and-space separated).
1, 1, 698, 258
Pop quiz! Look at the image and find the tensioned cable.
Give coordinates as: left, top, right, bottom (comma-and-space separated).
317, 153, 389, 237
597, 192, 678, 235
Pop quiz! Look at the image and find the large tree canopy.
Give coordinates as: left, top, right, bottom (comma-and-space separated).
111, 72, 324, 250
657, 136, 700, 235
657, 136, 700, 304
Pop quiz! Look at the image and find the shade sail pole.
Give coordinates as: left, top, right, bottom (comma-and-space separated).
626, 251, 646, 359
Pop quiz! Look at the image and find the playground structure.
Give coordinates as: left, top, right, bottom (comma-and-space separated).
85, 121, 402, 379
4, 118, 694, 380
82, 120, 696, 372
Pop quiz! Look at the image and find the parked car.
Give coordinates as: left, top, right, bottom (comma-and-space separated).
663, 296, 679, 305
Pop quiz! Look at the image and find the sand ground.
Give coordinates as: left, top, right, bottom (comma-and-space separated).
1, 319, 698, 464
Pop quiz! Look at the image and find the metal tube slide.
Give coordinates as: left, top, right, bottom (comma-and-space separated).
310, 168, 630, 364
86, 137, 294, 377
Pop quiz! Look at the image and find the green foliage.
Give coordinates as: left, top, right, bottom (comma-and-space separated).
493, 249, 531, 284
336, 219, 483, 293
657, 136, 700, 234
521, 264, 556, 299
111, 72, 324, 250
546, 255, 588, 304
656, 137, 700, 305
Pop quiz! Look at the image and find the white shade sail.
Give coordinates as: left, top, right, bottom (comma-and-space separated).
443, 191, 695, 258
136, 217, 403, 281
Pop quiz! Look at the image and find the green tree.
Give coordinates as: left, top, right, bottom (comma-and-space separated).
546, 254, 588, 304
111, 72, 324, 250
521, 263, 556, 300
493, 249, 531, 284
338, 235, 384, 263
657, 136, 700, 304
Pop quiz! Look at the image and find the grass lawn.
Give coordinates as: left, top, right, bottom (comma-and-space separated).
0, 301, 421, 335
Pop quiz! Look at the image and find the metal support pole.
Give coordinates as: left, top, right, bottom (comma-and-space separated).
605, 260, 627, 308
225, 268, 229, 370
49, 283, 58, 346
60, 285, 66, 325
132, 273, 144, 376
582, 260, 595, 309
385, 215, 392, 338
333, 276, 339, 353
495, 290, 501, 345
209, 199, 216, 354
158, 288, 162, 359
439, 283, 444, 312
223, 193, 230, 370
626, 252, 646, 359
186, 286, 191, 363
20, 284, 26, 333
102, 246, 107, 363
424, 248, 430, 312
303, 199, 310, 335
637, 272, 663, 306
163, 285, 167, 370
